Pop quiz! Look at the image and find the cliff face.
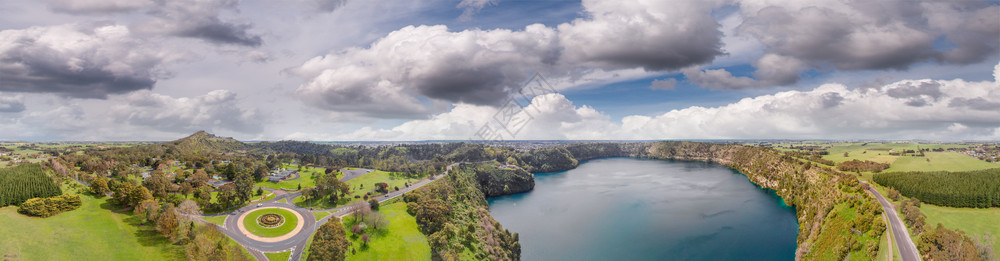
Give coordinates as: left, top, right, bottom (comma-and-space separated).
644, 141, 884, 260
467, 164, 535, 197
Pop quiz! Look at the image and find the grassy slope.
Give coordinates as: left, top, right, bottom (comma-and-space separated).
203, 215, 227, 226
343, 202, 431, 261
345, 170, 419, 200
254, 164, 327, 191
264, 251, 291, 261
0, 194, 187, 260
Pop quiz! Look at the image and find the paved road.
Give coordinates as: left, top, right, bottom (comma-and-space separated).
339, 168, 373, 182
221, 201, 316, 261
207, 163, 467, 260
864, 183, 921, 261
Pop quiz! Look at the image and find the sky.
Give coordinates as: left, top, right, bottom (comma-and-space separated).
0, 0, 999, 141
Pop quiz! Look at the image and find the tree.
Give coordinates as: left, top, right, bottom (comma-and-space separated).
190, 169, 209, 188
368, 199, 380, 210
298, 184, 302, 190
180, 183, 193, 198
176, 199, 202, 217
308, 217, 351, 261
887, 188, 901, 201
90, 176, 110, 197
233, 174, 254, 204
135, 200, 160, 224
256, 187, 264, 196
157, 204, 180, 241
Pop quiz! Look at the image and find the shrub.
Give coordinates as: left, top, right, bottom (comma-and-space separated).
17, 194, 82, 217
368, 199, 380, 210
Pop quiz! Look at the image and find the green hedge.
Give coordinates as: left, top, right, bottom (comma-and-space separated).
18, 194, 82, 217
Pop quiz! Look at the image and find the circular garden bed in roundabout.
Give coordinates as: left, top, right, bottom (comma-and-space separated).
242, 208, 300, 238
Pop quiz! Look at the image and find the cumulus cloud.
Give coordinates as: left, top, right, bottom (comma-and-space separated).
111, 90, 265, 134
557, 0, 723, 71
136, 0, 263, 46
0, 94, 26, 113
291, 24, 560, 117
685, 0, 1000, 89
341, 63, 1000, 141
293, 0, 727, 118
0, 23, 175, 99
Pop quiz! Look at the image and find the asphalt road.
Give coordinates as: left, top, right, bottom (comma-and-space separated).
221, 201, 316, 260
865, 184, 921, 261
207, 163, 466, 260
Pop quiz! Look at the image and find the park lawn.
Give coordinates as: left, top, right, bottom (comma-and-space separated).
293, 194, 348, 210
251, 192, 277, 203
884, 152, 998, 172
203, 215, 227, 226
345, 170, 420, 201
343, 202, 430, 261
242, 208, 300, 238
0, 194, 188, 260
314, 211, 331, 221
264, 251, 291, 261
919, 204, 1000, 254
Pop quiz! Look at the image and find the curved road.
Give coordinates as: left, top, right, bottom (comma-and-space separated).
204, 162, 466, 260
864, 183, 921, 261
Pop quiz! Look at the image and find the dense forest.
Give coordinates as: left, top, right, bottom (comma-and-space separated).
403, 163, 521, 260
874, 168, 1000, 208
0, 163, 62, 207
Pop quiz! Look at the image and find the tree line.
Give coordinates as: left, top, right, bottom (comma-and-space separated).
874, 168, 1000, 208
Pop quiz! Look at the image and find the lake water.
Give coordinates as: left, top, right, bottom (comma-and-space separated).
487, 157, 798, 261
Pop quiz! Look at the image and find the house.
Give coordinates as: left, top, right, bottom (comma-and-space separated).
268, 169, 299, 183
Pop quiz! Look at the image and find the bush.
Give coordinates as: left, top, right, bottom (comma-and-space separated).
18, 194, 82, 217
368, 199, 380, 210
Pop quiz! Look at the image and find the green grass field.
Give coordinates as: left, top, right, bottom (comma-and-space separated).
919, 204, 1000, 254
884, 152, 999, 172
242, 208, 300, 238
203, 215, 227, 226
314, 211, 331, 221
254, 164, 328, 191
264, 251, 291, 261
345, 170, 419, 200
0, 194, 187, 260
343, 202, 430, 261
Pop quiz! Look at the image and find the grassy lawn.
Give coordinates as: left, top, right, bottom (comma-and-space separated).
345, 170, 420, 201
919, 204, 1000, 254
202, 215, 227, 226
884, 152, 999, 172
264, 251, 291, 261
251, 192, 277, 203
0, 194, 187, 260
254, 164, 332, 191
343, 202, 430, 261
314, 211, 331, 221
242, 208, 300, 238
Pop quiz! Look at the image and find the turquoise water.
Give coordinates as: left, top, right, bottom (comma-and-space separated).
487, 158, 798, 260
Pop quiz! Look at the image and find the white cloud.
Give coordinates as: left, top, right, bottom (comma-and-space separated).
292, 0, 728, 119
339, 62, 1000, 141
0, 94, 26, 113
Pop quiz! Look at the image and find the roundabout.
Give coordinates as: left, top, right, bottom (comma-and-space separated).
236, 207, 305, 242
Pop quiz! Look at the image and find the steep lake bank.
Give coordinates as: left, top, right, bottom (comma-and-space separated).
487, 157, 798, 260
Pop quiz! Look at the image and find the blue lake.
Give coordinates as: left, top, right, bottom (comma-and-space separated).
487, 157, 798, 260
